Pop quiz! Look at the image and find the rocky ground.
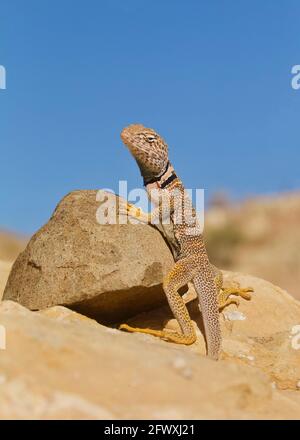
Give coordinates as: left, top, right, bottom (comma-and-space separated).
0, 190, 300, 419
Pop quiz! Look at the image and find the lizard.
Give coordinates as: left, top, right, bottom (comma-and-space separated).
118, 124, 252, 360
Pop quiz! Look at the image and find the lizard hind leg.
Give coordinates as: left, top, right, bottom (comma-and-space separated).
218, 282, 253, 310
211, 266, 253, 310
119, 257, 199, 345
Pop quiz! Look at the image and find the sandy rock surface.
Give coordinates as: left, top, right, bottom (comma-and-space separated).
126, 272, 300, 391
0, 272, 300, 419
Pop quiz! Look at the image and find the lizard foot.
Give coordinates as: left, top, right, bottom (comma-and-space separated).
218, 283, 253, 311
119, 323, 196, 345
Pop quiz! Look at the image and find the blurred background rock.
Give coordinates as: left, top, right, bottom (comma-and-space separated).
206, 191, 300, 300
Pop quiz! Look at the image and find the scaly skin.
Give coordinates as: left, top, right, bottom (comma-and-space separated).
119, 124, 252, 360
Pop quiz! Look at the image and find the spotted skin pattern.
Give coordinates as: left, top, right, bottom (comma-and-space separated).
119, 124, 252, 360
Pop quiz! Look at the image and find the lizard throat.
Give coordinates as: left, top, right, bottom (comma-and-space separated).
143, 161, 170, 186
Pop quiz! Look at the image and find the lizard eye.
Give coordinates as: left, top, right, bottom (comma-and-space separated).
146, 135, 156, 143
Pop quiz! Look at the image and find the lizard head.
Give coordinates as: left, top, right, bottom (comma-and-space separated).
121, 124, 169, 185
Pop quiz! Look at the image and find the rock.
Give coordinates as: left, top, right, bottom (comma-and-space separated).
1, 299, 300, 420
3, 191, 174, 323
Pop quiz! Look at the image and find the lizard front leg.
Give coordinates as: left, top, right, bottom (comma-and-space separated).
120, 257, 199, 345
118, 190, 172, 225
120, 202, 151, 224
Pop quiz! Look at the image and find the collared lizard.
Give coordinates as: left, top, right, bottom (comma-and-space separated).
119, 124, 252, 360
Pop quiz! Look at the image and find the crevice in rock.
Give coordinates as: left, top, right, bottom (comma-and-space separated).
67, 284, 168, 326
28, 260, 42, 271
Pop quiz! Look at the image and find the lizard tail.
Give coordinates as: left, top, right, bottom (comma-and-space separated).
193, 271, 221, 360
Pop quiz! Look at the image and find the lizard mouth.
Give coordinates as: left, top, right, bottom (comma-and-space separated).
120, 127, 131, 145
120, 128, 147, 156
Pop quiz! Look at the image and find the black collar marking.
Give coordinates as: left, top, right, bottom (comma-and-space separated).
160, 172, 178, 189
144, 161, 170, 186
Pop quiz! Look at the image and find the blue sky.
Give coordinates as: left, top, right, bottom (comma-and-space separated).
1, 0, 300, 234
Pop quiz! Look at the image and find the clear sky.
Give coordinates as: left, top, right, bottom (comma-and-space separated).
1, 0, 300, 234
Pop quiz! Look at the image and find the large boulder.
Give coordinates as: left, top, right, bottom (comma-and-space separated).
3, 191, 174, 323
